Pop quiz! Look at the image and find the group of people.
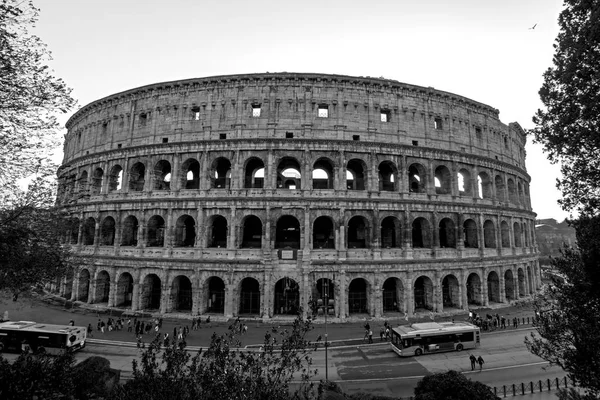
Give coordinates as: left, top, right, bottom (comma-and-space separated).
469, 312, 520, 331
469, 354, 485, 370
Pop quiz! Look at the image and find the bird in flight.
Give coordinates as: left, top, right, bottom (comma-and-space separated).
529, 23, 537, 30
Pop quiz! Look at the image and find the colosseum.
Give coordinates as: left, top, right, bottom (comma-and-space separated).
56, 72, 540, 321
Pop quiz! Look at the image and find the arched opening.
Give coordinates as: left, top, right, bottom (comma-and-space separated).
108, 165, 123, 192
171, 275, 193, 311
78, 269, 90, 302
381, 216, 401, 248
95, 271, 110, 303
463, 219, 478, 248
414, 276, 434, 311
495, 175, 506, 202
412, 217, 432, 248
241, 215, 263, 248
91, 168, 103, 195
274, 278, 300, 315
181, 158, 200, 189
206, 277, 225, 314
313, 216, 335, 249
513, 222, 522, 247
275, 215, 300, 249
378, 161, 397, 192
434, 165, 452, 194
487, 271, 500, 303
408, 163, 426, 193
518, 268, 526, 297
129, 162, 145, 192
239, 277, 260, 315
121, 216, 138, 246
347, 216, 369, 248
208, 215, 228, 248
116, 273, 133, 307
313, 158, 334, 189
100, 217, 115, 246
346, 159, 366, 190
504, 269, 515, 301
501, 221, 510, 248
438, 218, 456, 248
518, 182, 524, 204
174, 215, 196, 247
457, 168, 471, 196
483, 220, 496, 248
466, 273, 482, 305
153, 160, 172, 190
348, 278, 368, 314
141, 274, 161, 310
277, 157, 302, 189
83, 217, 96, 245
508, 179, 517, 204
244, 157, 265, 188
147, 215, 165, 247
478, 172, 492, 199
382, 277, 403, 312
78, 171, 88, 194
442, 274, 460, 309
211, 157, 231, 189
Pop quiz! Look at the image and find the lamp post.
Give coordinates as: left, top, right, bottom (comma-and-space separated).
311, 267, 335, 382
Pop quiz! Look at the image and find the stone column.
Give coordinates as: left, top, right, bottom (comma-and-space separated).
228, 207, 236, 249
499, 270, 506, 303
337, 150, 346, 191
482, 268, 489, 306
160, 274, 170, 314
406, 272, 414, 316
107, 279, 116, 307
171, 153, 180, 191
131, 283, 140, 311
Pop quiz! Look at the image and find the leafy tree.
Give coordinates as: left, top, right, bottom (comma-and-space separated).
526, 215, 600, 400
530, 0, 600, 216
0, 351, 77, 399
413, 370, 499, 400
0, 0, 76, 300
113, 314, 318, 400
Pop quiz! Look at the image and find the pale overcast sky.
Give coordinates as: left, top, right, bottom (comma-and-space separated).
35, 0, 569, 220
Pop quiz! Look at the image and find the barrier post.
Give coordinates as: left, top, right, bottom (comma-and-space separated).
538, 380, 542, 392
547, 378, 551, 391
530, 381, 534, 393
521, 382, 525, 395
555, 377, 560, 389
503, 385, 506, 398
512, 384, 516, 396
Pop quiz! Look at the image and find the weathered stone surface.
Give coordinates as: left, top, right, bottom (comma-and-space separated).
56, 73, 539, 321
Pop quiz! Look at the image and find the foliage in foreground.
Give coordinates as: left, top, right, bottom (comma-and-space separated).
413, 370, 499, 400
113, 315, 318, 400
530, 0, 600, 215
526, 215, 600, 399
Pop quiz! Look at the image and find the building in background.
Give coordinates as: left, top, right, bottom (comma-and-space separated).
54, 73, 540, 320
535, 218, 576, 266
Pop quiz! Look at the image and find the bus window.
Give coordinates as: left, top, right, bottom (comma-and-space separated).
403, 339, 412, 348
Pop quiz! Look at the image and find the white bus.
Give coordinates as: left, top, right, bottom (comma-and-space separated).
390, 321, 480, 357
0, 320, 87, 354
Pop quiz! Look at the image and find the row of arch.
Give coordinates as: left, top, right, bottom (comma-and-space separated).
67, 212, 535, 250
56, 265, 538, 317
59, 155, 530, 206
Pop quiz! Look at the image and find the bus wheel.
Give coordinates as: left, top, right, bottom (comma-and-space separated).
415, 348, 423, 356
37, 346, 46, 355
456, 344, 463, 352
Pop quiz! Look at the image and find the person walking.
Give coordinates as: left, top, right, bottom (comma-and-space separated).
87, 323, 93, 337
368, 329, 373, 344
477, 355, 485, 370
469, 354, 476, 370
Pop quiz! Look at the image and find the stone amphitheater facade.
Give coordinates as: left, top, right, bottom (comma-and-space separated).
56, 72, 539, 321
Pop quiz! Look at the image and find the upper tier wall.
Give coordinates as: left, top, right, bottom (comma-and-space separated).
63, 73, 527, 169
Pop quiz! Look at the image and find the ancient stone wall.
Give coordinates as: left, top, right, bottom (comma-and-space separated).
56, 73, 539, 321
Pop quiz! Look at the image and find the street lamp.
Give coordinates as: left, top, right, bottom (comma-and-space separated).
316, 271, 334, 382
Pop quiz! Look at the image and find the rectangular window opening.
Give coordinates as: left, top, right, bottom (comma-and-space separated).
162, 138, 168, 143
412, 140, 419, 146
286, 132, 294, 139
475, 127, 482, 138
353, 135, 360, 141
191, 106, 201, 120
434, 117, 443, 130
318, 105, 329, 118
381, 110, 391, 123
219, 133, 227, 140
117, 144, 122, 149
252, 104, 261, 117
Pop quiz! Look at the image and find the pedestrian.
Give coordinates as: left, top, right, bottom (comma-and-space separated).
87, 323, 93, 337
192, 319, 197, 330
140, 321, 145, 335
379, 327, 385, 341
363, 323, 370, 342
385, 326, 390, 341
100, 320, 105, 333
69, 319, 74, 326
127, 318, 132, 332
243, 323, 248, 334
469, 354, 476, 370
97, 319, 101, 332
163, 333, 170, 347
501, 316, 506, 329
477, 355, 484, 370
368, 329, 373, 344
